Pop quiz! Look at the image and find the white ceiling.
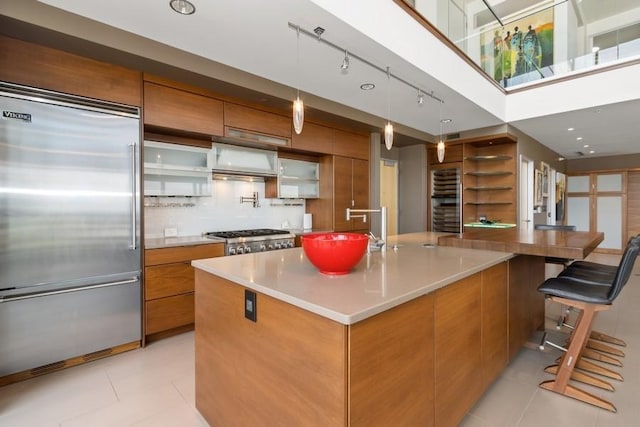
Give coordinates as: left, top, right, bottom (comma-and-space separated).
21, 0, 640, 159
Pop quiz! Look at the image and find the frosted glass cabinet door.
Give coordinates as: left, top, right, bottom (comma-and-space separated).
597, 196, 623, 250
567, 175, 590, 193
596, 174, 622, 192
567, 196, 590, 231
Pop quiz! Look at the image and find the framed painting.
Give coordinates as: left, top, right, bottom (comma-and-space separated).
534, 169, 544, 207
540, 162, 550, 196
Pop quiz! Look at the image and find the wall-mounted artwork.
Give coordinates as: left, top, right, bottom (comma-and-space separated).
534, 169, 544, 207
540, 162, 550, 196
480, 8, 554, 84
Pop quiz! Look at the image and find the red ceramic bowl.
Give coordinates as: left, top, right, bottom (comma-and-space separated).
301, 233, 368, 275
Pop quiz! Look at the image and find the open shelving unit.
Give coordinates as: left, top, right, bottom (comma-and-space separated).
462, 135, 517, 226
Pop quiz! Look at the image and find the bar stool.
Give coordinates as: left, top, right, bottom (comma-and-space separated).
535, 224, 577, 329
536, 238, 640, 412
558, 234, 640, 350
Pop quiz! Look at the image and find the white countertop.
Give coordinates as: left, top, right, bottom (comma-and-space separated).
145, 235, 224, 249
192, 232, 514, 325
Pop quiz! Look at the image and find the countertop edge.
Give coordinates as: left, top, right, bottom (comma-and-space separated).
192, 251, 515, 325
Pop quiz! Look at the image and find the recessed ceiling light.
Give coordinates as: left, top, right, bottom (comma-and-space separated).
440, 119, 453, 124
583, 144, 589, 148
589, 150, 595, 154
567, 127, 574, 131
576, 137, 583, 141
360, 83, 375, 90
170, 0, 195, 15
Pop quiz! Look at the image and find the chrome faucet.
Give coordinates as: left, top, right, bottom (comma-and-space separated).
346, 206, 387, 252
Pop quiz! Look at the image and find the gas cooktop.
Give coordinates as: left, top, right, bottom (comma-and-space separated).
204, 229, 292, 239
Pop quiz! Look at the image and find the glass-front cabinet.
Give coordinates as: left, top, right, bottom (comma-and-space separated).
567, 172, 625, 252
274, 158, 319, 199
143, 141, 212, 197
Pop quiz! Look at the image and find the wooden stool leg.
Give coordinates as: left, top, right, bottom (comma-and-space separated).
544, 364, 614, 391
581, 348, 623, 367
587, 339, 625, 357
575, 358, 623, 381
590, 330, 626, 347
538, 301, 617, 412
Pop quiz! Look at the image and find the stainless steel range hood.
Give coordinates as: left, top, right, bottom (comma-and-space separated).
211, 142, 277, 181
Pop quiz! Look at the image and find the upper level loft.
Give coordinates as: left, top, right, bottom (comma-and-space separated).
399, 0, 640, 90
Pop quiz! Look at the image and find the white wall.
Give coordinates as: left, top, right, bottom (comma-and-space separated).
144, 180, 305, 238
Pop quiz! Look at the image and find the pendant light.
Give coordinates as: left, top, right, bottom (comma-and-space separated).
437, 111, 451, 164
293, 26, 304, 134
384, 67, 393, 150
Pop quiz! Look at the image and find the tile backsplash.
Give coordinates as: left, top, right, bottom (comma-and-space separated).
144, 180, 306, 238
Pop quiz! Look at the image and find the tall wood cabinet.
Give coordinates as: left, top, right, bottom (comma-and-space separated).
333, 156, 369, 233
567, 172, 626, 252
306, 129, 370, 233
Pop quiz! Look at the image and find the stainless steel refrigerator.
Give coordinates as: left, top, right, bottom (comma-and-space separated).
0, 82, 141, 377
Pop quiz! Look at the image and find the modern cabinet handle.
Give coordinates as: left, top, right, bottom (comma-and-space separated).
130, 141, 138, 250
0, 277, 139, 303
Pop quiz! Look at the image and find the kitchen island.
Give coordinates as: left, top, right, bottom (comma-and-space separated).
192, 232, 552, 426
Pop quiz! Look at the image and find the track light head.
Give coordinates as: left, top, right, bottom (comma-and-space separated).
340, 50, 350, 72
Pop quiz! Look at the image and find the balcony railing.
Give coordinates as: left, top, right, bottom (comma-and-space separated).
399, 0, 640, 90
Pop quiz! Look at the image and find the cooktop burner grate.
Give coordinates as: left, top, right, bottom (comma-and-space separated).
205, 229, 291, 239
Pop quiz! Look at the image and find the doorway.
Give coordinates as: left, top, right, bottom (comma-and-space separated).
380, 159, 398, 235
519, 156, 534, 231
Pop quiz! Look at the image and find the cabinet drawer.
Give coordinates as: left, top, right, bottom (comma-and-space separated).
145, 262, 194, 300
145, 243, 224, 266
145, 293, 195, 335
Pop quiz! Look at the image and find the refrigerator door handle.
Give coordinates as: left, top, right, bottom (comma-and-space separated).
129, 141, 137, 250
0, 277, 139, 303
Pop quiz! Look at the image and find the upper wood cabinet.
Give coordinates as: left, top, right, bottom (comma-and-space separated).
291, 122, 334, 154
224, 102, 291, 140
427, 143, 463, 164
333, 129, 369, 160
143, 82, 223, 136
0, 35, 141, 106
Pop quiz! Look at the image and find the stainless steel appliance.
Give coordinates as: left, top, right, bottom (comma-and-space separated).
0, 82, 141, 378
205, 229, 295, 255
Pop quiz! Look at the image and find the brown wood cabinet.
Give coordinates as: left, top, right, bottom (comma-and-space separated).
143, 82, 223, 136
195, 259, 513, 426
427, 142, 463, 164
291, 121, 334, 154
333, 129, 369, 160
223, 102, 291, 142
144, 243, 223, 339
333, 156, 369, 233
0, 35, 141, 106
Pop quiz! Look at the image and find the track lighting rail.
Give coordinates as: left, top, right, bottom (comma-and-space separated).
287, 22, 444, 105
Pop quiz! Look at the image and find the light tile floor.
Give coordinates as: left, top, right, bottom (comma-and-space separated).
1, 253, 638, 426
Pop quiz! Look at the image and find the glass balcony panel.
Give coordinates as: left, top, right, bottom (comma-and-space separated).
400, 0, 640, 90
